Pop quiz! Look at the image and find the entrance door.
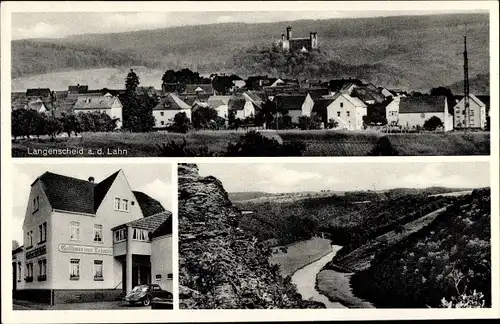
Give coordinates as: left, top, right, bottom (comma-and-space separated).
139, 265, 151, 285
132, 265, 139, 288
12, 262, 17, 292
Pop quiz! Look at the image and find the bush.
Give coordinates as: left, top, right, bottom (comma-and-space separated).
225, 131, 306, 156
423, 116, 444, 131
369, 136, 399, 156
157, 139, 215, 157
171, 112, 192, 133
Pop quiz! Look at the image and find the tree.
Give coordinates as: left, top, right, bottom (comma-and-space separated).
12, 240, 20, 250
423, 116, 444, 131
60, 113, 82, 137
44, 114, 62, 139
125, 69, 140, 92
171, 112, 191, 133
192, 107, 219, 129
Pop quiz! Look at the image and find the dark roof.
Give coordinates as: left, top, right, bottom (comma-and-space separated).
133, 191, 165, 217
68, 85, 89, 94
26, 88, 51, 98
328, 79, 363, 92
37, 172, 96, 214
153, 94, 191, 111
12, 246, 24, 254
312, 98, 335, 121
73, 94, 119, 110
151, 215, 173, 238
399, 96, 446, 114
34, 171, 163, 216
228, 96, 246, 111
351, 86, 385, 104
307, 88, 330, 100
275, 95, 306, 111
183, 84, 214, 94
124, 211, 171, 231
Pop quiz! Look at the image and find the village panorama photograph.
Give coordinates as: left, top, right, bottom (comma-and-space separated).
178, 162, 491, 309
8, 5, 491, 157
10, 163, 173, 310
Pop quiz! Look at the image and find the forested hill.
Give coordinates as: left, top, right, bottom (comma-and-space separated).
12, 12, 489, 93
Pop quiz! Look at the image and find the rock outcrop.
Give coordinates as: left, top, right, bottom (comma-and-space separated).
178, 163, 325, 309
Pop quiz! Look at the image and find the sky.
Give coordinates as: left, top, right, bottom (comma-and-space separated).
10, 9, 482, 40
197, 162, 490, 194
10, 163, 172, 243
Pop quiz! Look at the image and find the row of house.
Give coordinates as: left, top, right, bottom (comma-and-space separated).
12, 76, 490, 131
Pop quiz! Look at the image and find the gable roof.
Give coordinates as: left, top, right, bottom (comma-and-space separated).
183, 84, 214, 94
133, 191, 165, 217
153, 93, 191, 111
27, 101, 47, 111
151, 214, 173, 238
454, 94, 487, 107
312, 98, 335, 121
399, 96, 446, 114
307, 88, 330, 100
208, 95, 231, 108
26, 88, 51, 98
228, 96, 247, 111
124, 210, 171, 232
275, 95, 307, 111
34, 171, 163, 216
328, 79, 363, 92
244, 91, 264, 104
73, 94, 120, 110
351, 86, 385, 104
335, 93, 367, 107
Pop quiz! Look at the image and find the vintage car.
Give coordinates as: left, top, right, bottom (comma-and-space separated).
124, 284, 173, 306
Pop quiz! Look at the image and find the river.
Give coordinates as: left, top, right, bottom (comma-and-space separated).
291, 244, 374, 308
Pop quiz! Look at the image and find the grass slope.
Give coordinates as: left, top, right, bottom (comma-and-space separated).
12, 13, 489, 92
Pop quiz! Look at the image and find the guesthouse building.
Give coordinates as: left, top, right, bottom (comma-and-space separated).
12, 170, 172, 305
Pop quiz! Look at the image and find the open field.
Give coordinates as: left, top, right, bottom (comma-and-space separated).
11, 130, 490, 157
269, 237, 333, 277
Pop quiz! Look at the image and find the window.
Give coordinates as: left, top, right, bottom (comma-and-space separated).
340, 102, 344, 108
470, 110, 474, 116
39, 222, 47, 243
132, 228, 149, 241
38, 259, 47, 281
160, 112, 164, 116
346, 111, 350, 117
17, 262, 22, 282
25, 263, 33, 281
161, 121, 165, 126
27, 230, 33, 248
337, 111, 341, 117
114, 197, 130, 212
93, 260, 103, 280
167, 273, 173, 279
70, 221, 80, 241
114, 228, 127, 243
32, 196, 39, 213
93, 224, 103, 243
114, 197, 121, 210
70, 259, 80, 280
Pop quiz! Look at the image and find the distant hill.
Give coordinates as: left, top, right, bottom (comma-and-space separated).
12, 13, 489, 92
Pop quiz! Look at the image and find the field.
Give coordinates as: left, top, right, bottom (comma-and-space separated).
11, 130, 490, 157
268, 237, 333, 277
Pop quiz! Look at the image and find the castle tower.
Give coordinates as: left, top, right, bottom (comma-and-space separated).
286, 26, 292, 40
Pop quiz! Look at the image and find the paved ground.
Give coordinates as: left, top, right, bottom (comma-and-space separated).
13, 299, 152, 310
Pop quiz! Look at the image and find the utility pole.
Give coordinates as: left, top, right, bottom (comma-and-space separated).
463, 35, 470, 132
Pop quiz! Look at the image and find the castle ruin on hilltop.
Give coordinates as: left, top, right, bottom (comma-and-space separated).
278, 26, 318, 52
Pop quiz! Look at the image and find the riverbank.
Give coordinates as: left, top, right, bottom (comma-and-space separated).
268, 237, 333, 277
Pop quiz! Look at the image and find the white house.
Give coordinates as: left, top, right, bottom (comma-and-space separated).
26, 99, 48, 113
386, 97, 401, 125
73, 93, 123, 129
150, 216, 172, 293
12, 170, 171, 305
208, 95, 231, 120
274, 94, 315, 123
152, 93, 192, 128
397, 96, 453, 131
453, 94, 487, 129
324, 93, 367, 130
228, 95, 258, 120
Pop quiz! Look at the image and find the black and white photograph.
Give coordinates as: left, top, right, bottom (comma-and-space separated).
8, 7, 491, 157
10, 164, 173, 310
178, 162, 491, 309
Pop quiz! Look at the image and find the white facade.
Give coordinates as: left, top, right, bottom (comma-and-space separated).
326, 94, 367, 130
153, 108, 192, 128
151, 234, 173, 293
235, 101, 256, 120
453, 95, 487, 129
73, 97, 123, 129
386, 97, 401, 125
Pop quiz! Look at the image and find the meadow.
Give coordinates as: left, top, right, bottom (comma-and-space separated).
11, 129, 490, 157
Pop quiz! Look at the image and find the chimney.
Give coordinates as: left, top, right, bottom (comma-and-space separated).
88, 176, 95, 183
286, 26, 292, 40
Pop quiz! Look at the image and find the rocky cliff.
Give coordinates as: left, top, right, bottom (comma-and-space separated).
178, 163, 325, 309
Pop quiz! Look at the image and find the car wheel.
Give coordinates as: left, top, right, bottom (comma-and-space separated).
143, 296, 151, 306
